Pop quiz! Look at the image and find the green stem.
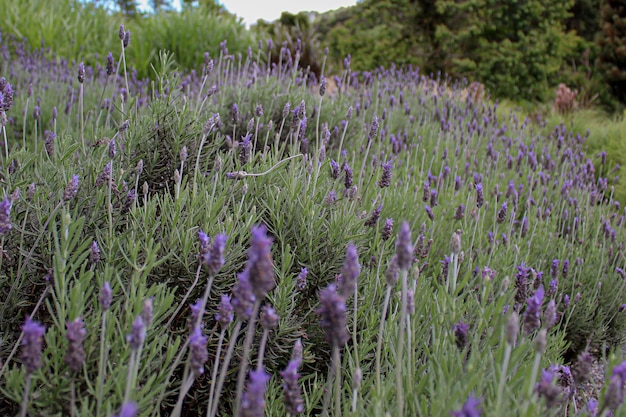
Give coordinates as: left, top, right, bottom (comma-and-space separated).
376, 286, 392, 393
209, 320, 242, 417
396, 268, 409, 417
233, 299, 262, 416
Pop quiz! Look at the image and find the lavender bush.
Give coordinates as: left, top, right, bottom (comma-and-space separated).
0, 19, 626, 417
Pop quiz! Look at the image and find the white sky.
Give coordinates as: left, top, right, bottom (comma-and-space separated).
218, 0, 358, 26
137, 1, 357, 26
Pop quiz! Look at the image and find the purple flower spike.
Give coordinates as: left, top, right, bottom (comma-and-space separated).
317, 284, 348, 348
381, 218, 394, 241
364, 205, 382, 227
260, 305, 280, 330
232, 271, 256, 321
523, 285, 544, 335
116, 402, 138, 417
247, 225, 275, 299
189, 326, 208, 377
189, 299, 204, 329
90, 240, 101, 265
497, 201, 508, 223
475, 183, 484, 209
240, 368, 270, 417
99, 281, 112, 311
395, 221, 413, 271
297, 267, 308, 290
63, 175, 80, 201
21, 318, 46, 375
127, 315, 146, 351
378, 161, 392, 188
338, 243, 360, 298
215, 294, 234, 329
65, 317, 86, 372
280, 357, 304, 415
0, 197, 12, 235
452, 394, 481, 417
453, 321, 469, 350
203, 233, 228, 277
535, 369, 562, 408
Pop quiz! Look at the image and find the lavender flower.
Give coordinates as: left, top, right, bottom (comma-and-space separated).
280, 357, 304, 415
381, 218, 394, 241
63, 175, 80, 201
475, 183, 484, 208
44, 130, 55, 157
232, 271, 256, 321
115, 402, 138, 417
330, 160, 340, 179
189, 325, 208, 377
246, 225, 275, 298
317, 284, 348, 347
21, 318, 46, 374
396, 221, 413, 270
425, 205, 434, 221
453, 321, 469, 350
215, 294, 234, 329
506, 312, 519, 345
343, 162, 353, 189
232, 103, 239, 125
106, 52, 115, 76
119, 24, 125, 40
65, 317, 86, 372
0, 197, 12, 235
378, 161, 392, 188
75, 63, 85, 85
239, 134, 252, 165
543, 299, 557, 329
188, 299, 204, 330
523, 285, 544, 334
385, 255, 399, 287
297, 267, 308, 290
550, 260, 559, 280
99, 282, 112, 311
452, 394, 481, 417
95, 162, 111, 188
364, 205, 382, 227
141, 298, 153, 327
535, 369, 562, 408
496, 201, 508, 223
123, 30, 131, 48
338, 243, 360, 298
260, 305, 279, 330
240, 368, 270, 417
201, 233, 228, 277
126, 315, 146, 351
454, 204, 465, 220
604, 375, 624, 412
90, 240, 101, 265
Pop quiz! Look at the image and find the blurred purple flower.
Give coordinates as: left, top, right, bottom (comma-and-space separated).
452, 394, 481, 417
65, 317, 86, 372
189, 325, 208, 376
240, 368, 270, 417
338, 243, 360, 298
395, 221, 413, 271
21, 318, 45, 375
245, 225, 275, 299
215, 295, 234, 329
127, 315, 146, 351
0, 197, 12, 235
317, 283, 348, 347
280, 357, 304, 415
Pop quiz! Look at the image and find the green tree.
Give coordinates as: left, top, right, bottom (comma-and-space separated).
431, 0, 579, 101
597, 0, 626, 104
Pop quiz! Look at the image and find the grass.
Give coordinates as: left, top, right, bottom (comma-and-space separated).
1, 17, 626, 417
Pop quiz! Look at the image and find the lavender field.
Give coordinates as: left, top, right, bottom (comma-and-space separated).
1, 23, 626, 417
